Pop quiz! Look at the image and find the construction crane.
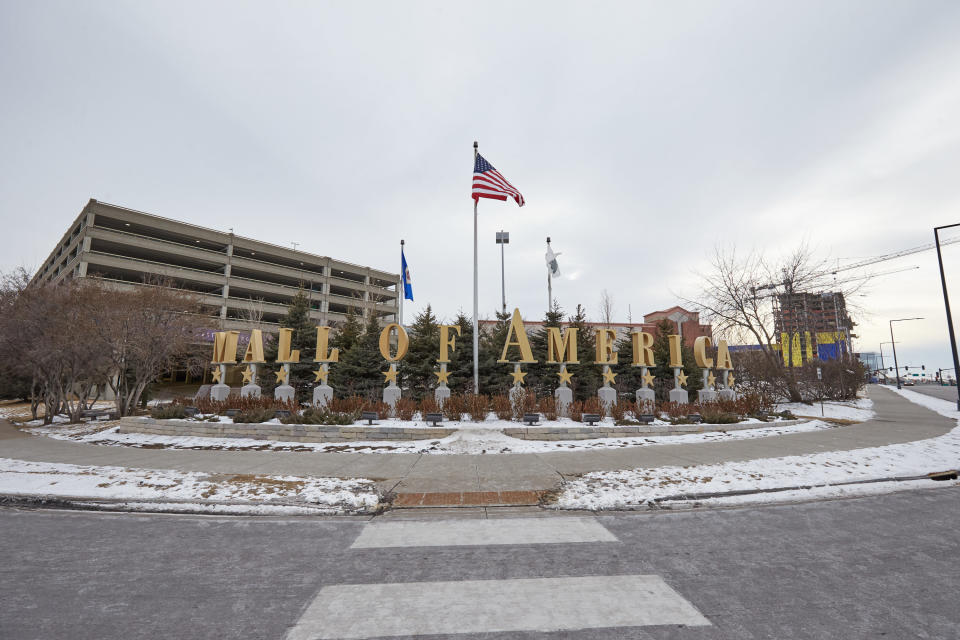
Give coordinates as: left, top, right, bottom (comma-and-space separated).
831, 236, 960, 275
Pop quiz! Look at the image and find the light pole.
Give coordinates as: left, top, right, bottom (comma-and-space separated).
889, 318, 923, 390
934, 223, 960, 410
495, 231, 509, 315
879, 341, 896, 383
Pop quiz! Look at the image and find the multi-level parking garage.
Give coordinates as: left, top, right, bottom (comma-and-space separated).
34, 200, 400, 332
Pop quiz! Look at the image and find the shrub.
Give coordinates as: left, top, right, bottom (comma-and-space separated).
233, 407, 278, 424
583, 396, 605, 419
609, 399, 627, 422
395, 397, 417, 421
568, 400, 584, 423
468, 394, 489, 422
419, 396, 439, 416
659, 401, 688, 422
374, 401, 391, 419
699, 404, 740, 424
491, 394, 512, 421
443, 393, 466, 421
636, 399, 656, 417
538, 395, 558, 421
281, 407, 356, 425
150, 404, 187, 419
188, 395, 296, 416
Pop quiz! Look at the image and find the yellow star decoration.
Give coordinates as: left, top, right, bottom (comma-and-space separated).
434, 368, 451, 384
383, 366, 399, 384
274, 368, 288, 384
241, 366, 254, 384
677, 371, 688, 388
642, 371, 655, 388
557, 368, 574, 385
510, 368, 528, 385
707, 372, 717, 387
313, 368, 329, 383
602, 369, 617, 385
727, 373, 735, 387
211, 367, 222, 383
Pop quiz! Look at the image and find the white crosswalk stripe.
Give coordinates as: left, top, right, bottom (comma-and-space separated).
286, 575, 711, 639
350, 516, 618, 548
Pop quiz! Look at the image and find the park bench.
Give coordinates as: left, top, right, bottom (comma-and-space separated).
686, 413, 703, 424
81, 409, 118, 421
274, 409, 292, 419
523, 413, 541, 426
582, 413, 601, 426
424, 412, 443, 426
360, 411, 379, 425
638, 414, 655, 424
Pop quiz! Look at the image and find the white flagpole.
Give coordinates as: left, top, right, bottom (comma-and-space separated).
399, 238, 404, 327
546, 236, 552, 312
473, 141, 480, 394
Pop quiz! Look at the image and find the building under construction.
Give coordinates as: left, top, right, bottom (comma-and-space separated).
774, 291, 853, 367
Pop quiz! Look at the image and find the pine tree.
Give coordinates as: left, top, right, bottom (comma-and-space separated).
477, 309, 511, 395
263, 288, 317, 400
649, 318, 703, 402
332, 307, 363, 353
566, 304, 600, 401
330, 312, 385, 398
404, 305, 440, 399
528, 302, 565, 397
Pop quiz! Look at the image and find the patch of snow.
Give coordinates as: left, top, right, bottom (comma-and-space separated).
0, 458, 379, 514
556, 389, 958, 510
778, 396, 874, 421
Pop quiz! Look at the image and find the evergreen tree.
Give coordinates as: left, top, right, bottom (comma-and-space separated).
404, 305, 440, 399
332, 307, 363, 353
264, 288, 317, 400
477, 309, 512, 395
528, 302, 565, 397
649, 318, 703, 402
566, 304, 601, 401
614, 328, 644, 393
330, 312, 385, 398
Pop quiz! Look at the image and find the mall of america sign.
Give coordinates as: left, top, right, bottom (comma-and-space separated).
207, 308, 736, 410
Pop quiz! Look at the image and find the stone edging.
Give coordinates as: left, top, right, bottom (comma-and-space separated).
502, 419, 806, 440
118, 417, 455, 443
118, 416, 806, 443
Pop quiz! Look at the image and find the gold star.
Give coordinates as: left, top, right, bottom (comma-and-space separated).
434, 368, 451, 384
510, 368, 527, 385
677, 371, 688, 388
383, 366, 399, 384
557, 368, 574, 385
274, 368, 288, 384
727, 373, 735, 387
707, 372, 717, 387
642, 371, 655, 388
602, 369, 617, 385
211, 367, 222, 383
313, 367, 329, 383
241, 366, 254, 384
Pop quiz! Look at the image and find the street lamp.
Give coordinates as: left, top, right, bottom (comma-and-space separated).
934, 223, 960, 410
879, 341, 896, 382
889, 318, 923, 390
495, 231, 509, 315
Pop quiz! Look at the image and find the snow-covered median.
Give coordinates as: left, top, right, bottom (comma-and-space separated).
778, 396, 874, 421
28, 417, 838, 454
555, 389, 958, 510
0, 458, 379, 515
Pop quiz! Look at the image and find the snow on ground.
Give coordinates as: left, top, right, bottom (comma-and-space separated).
555, 389, 959, 510
0, 458, 379, 514
777, 396, 874, 421
26, 417, 838, 455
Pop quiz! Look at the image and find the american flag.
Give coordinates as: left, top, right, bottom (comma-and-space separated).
472, 154, 525, 207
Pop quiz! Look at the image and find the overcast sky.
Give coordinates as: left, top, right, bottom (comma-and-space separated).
2, 0, 960, 375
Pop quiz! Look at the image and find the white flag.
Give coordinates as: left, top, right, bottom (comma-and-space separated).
546, 246, 561, 278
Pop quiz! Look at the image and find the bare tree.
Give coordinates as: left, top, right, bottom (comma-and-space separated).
598, 289, 615, 328
688, 244, 852, 402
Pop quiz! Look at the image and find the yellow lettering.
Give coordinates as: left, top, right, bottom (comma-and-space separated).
668, 334, 683, 368
275, 328, 300, 363
630, 332, 656, 367
694, 336, 713, 368
498, 308, 537, 363
211, 331, 240, 364
438, 325, 461, 363
715, 339, 733, 370
595, 328, 618, 365
379, 323, 409, 362
314, 326, 339, 362
546, 327, 579, 364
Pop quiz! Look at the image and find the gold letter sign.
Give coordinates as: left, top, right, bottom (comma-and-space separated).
211, 331, 240, 364
314, 326, 339, 362
438, 325, 462, 363
379, 323, 409, 361
546, 327, 579, 364
498, 308, 537, 363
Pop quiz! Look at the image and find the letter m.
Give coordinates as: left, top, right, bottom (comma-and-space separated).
211, 331, 240, 364
546, 327, 579, 364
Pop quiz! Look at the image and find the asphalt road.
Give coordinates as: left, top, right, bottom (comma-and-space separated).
905, 384, 960, 403
3, 486, 960, 639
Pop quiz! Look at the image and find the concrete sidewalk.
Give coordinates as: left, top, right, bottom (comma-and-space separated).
0, 386, 953, 496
